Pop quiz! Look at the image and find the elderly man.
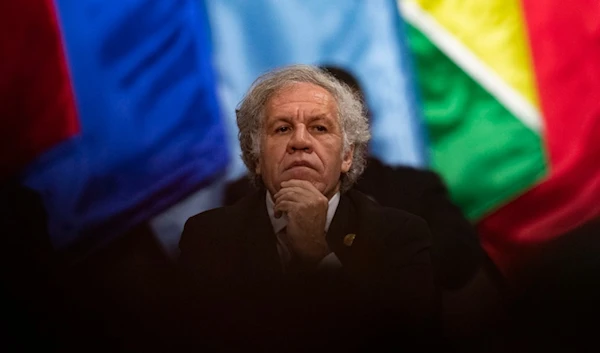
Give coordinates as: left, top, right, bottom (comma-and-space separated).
178, 65, 439, 351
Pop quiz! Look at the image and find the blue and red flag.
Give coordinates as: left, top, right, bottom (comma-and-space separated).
3, 0, 228, 254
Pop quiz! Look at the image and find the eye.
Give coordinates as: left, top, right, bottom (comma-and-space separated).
275, 126, 290, 133
312, 125, 328, 133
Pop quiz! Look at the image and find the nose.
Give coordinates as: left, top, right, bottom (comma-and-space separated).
286, 124, 313, 154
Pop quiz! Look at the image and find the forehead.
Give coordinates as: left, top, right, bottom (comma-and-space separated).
265, 82, 337, 117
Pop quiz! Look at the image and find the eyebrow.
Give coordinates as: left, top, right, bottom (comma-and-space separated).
266, 117, 292, 128
307, 114, 331, 122
307, 114, 339, 128
268, 113, 333, 123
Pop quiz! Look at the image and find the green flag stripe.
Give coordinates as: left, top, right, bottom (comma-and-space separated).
406, 24, 548, 220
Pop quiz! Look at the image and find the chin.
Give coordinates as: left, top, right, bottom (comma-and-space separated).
283, 167, 318, 181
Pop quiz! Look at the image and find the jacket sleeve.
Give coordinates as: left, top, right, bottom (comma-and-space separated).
358, 213, 441, 349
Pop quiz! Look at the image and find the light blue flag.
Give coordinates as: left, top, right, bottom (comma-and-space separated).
207, 0, 428, 179
152, 0, 428, 257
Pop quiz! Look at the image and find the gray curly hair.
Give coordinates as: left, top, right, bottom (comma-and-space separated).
236, 64, 371, 192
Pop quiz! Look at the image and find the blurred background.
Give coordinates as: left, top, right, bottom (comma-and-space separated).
2, 0, 600, 333
3, 0, 600, 350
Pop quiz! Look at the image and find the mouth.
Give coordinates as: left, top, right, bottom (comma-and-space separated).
285, 161, 314, 171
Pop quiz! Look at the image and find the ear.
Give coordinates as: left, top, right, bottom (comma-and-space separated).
341, 145, 354, 173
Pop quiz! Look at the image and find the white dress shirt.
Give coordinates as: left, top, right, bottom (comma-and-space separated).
266, 191, 343, 272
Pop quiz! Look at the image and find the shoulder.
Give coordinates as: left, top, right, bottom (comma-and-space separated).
184, 202, 240, 233
178, 191, 266, 277
345, 189, 431, 249
181, 191, 263, 245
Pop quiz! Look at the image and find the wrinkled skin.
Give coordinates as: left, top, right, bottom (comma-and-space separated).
256, 83, 354, 264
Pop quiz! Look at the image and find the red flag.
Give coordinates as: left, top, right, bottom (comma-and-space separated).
0, 0, 79, 180
478, 0, 600, 277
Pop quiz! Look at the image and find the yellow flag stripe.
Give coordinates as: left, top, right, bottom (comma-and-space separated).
406, 0, 539, 106
400, 0, 543, 132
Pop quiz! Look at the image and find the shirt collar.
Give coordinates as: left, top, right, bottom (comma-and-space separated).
266, 190, 341, 234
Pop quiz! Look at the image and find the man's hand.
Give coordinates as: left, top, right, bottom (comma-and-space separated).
273, 180, 330, 266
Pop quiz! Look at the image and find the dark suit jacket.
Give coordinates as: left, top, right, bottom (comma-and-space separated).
179, 188, 440, 352
225, 158, 495, 290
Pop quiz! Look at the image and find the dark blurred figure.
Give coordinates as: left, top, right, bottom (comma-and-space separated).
507, 217, 600, 352
1, 179, 62, 351
1, 178, 182, 352
0, 179, 110, 351
224, 65, 508, 350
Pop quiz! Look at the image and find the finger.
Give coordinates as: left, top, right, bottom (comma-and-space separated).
273, 186, 314, 201
274, 192, 319, 213
281, 179, 318, 192
274, 186, 312, 203
273, 200, 296, 216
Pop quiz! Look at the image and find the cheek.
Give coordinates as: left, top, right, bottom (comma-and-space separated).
262, 142, 285, 172
319, 142, 343, 165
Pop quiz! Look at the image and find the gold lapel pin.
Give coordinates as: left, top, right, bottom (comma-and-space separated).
343, 233, 356, 247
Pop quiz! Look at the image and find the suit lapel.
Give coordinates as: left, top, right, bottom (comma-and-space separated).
326, 191, 372, 278
238, 190, 375, 280
241, 191, 283, 279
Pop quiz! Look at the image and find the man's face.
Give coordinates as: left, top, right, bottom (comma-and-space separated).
256, 82, 354, 199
